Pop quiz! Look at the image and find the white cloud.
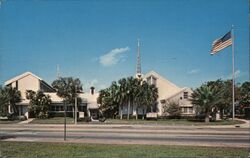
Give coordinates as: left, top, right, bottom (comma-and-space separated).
99, 47, 129, 67
99, 84, 108, 90
235, 70, 241, 78
90, 79, 98, 86
91, 57, 98, 62
83, 79, 108, 92
187, 69, 200, 75
84, 79, 98, 89
225, 70, 242, 79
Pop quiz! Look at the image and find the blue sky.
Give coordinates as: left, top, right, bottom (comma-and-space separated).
0, 0, 249, 91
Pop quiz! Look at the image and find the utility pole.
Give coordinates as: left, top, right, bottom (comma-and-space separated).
75, 85, 77, 125
64, 100, 66, 141
61, 78, 67, 141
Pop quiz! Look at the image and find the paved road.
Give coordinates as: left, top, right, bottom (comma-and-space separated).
0, 124, 250, 147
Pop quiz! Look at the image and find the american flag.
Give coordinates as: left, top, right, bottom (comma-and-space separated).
211, 31, 232, 55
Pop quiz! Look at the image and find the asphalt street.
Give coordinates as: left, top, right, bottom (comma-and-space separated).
0, 123, 250, 147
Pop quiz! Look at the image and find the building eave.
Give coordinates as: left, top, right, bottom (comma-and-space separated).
143, 70, 181, 90
163, 87, 193, 101
5, 72, 42, 86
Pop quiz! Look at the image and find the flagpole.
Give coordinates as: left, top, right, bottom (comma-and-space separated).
231, 25, 235, 120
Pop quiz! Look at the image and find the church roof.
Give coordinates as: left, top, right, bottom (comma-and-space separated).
5, 72, 42, 85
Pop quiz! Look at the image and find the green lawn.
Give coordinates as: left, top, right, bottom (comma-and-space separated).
30, 117, 74, 124
29, 117, 245, 126
104, 118, 245, 126
0, 120, 21, 124
0, 141, 249, 158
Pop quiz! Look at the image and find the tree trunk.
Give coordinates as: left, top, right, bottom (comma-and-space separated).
131, 103, 133, 117
127, 100, 130, 120
11, 103, 18, 115
136, 108, 138, 120
219, 108, 223, 119
120, 105, 123, 120
142, 108, 145, 120
205, 112, 210, 123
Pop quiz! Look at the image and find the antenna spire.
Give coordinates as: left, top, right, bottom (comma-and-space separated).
57, 64, 60, 79
136, 38, 142, 79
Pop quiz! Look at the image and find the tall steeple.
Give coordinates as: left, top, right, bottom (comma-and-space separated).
136, 38, 142, 79
56, 64, 60, 79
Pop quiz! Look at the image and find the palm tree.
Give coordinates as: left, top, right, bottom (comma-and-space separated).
26, 90, 52, 118
0, 86, 22, 117
98, 82, 121, 118
190, 84, 221, 123
118, 78, 128, 119
0, 86, 10, 116
52, 77, 83, 103
134, 80, 143, 120
134, 81, 158, 120
98, 77, 158, 120
97, 89, 110, 116
109, 81, 120, 118
134, 81, 146, 119
239, 82, 250, 113
149, 84, 158, 112
126, 77, 135, 120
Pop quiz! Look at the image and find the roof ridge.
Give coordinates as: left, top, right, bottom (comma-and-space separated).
144, 70, 181, 89
4, 71, 42, 85
164, 87, 189, 100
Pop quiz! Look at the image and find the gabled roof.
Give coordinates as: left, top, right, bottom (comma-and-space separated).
164, 87, 193, 101
4, 72, 55, 91
143, 70, 180, 90
5, 72, 42, 86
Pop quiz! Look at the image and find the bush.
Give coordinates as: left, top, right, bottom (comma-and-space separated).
113, 114, 148, 120
7, 113, 18, 120
78, 117, 91, 122
137, 114, 146, 119
244, 107, 250, 119
99, 117, 106, 122
120, 114, 136, 120
187, 114, 213, 122
48, 112, 74, 118
18, 115, 27, 121
187, 116, 204, 122
37, 112, 48, 119
163, 101, 182, 119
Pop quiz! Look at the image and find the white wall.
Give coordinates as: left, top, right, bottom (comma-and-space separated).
17, 75, 40, 100
144, 72, 182, 116
165, 89, 195, 116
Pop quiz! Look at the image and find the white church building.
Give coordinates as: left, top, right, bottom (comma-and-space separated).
4, 72, 99, 119
144, 71, 194, 116
118, 70, 195, 118
119, 39, 195, 117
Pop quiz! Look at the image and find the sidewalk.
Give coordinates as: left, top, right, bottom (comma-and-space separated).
18, 118, 34, 124
206, 118, 250, 129
234, 118, 250, 128
6, 118, 249, 129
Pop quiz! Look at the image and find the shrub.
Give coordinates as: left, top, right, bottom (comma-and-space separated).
163, 101, 182, 119
18, 115, 27, 121
99, 117, 106, 122
78, 117, 91, 122
7, 113, 18, 120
